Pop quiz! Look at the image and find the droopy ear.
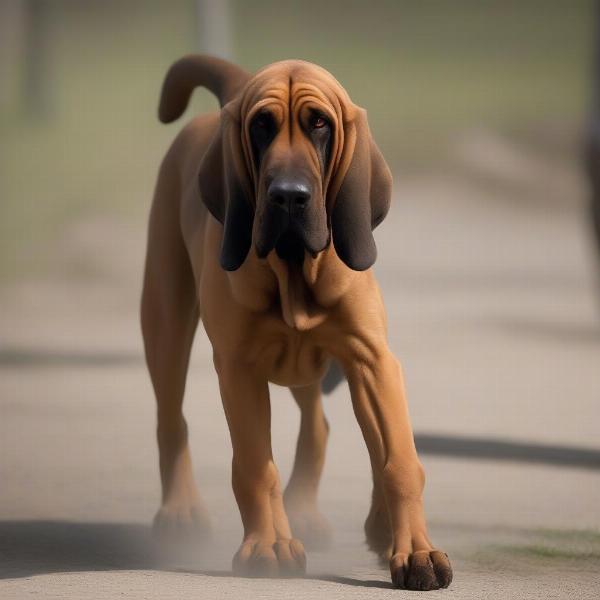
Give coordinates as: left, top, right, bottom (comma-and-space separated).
330, 109, 392, 271
198, 105, 254, 271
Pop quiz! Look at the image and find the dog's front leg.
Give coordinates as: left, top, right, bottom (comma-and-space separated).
215, 356, 306, 577
343, 347, 452, 591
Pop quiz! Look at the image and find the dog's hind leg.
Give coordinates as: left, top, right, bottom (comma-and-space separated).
141, 159, 209, 541
284, 382, 332, 550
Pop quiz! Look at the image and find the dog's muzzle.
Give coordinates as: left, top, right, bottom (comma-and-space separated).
255, 177, 329, 263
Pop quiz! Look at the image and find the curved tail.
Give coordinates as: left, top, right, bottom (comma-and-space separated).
158, 54, 251, 123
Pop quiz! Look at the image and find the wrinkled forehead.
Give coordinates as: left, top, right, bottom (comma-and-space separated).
239, 60, 355, 123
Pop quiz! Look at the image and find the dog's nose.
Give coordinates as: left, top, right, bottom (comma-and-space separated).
267, 179, 311, 211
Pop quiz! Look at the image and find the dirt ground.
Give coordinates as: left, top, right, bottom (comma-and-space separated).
1, 155, 600, 598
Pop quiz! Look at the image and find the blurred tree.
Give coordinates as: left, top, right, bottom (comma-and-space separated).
587, 1, 600, 267
22, 0, 52, 118
0, 0, 24, 115
196, 0, 232, 59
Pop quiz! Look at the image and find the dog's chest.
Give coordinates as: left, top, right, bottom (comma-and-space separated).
253, 325, 329, 387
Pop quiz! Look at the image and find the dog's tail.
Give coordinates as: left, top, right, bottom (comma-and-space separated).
158, 54, 251, 123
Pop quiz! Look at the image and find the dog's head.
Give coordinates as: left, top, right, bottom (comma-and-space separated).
198, 60, 392, 272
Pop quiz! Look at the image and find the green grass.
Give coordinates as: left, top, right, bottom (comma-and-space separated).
475, 527, 600, 567
0, 0, 593, 279
509, 544, 600, 560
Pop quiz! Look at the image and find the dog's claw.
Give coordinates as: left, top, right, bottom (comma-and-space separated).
431, 550, 453, 588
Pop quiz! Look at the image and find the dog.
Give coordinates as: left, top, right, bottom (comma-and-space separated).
141, 55, 452, 590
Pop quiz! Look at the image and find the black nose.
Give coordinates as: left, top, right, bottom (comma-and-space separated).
267, 179, 311, 211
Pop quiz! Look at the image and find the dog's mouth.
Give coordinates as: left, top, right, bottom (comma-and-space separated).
256, 218, 328, 264
275, 229, 306, 264
254, 197, 330, 263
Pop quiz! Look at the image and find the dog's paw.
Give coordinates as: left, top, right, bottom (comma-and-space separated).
233, 537, 306, 578
287, 506, 332, 551
153, 499, 211, 543
390, 549, 452, 591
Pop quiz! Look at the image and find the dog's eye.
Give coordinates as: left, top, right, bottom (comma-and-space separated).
252, 112, 274, 131
312, 115, 328, 129
255, 116, 270, 128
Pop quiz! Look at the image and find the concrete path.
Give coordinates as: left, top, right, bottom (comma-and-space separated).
1, 167, 599, 598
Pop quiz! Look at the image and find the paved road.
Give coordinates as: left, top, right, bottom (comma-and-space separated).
1, 165, 599, 598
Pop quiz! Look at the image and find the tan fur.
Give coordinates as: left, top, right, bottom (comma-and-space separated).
141, 56, 452, 590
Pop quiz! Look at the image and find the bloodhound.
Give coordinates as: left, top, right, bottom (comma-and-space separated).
141, 55, 452, 591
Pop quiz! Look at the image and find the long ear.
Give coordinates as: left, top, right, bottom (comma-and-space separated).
330, 109, 392, 271
198, 105, 254, 271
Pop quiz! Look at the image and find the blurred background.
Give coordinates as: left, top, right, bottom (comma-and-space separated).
1, 2, 599, 598
0, 0, 593, 277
